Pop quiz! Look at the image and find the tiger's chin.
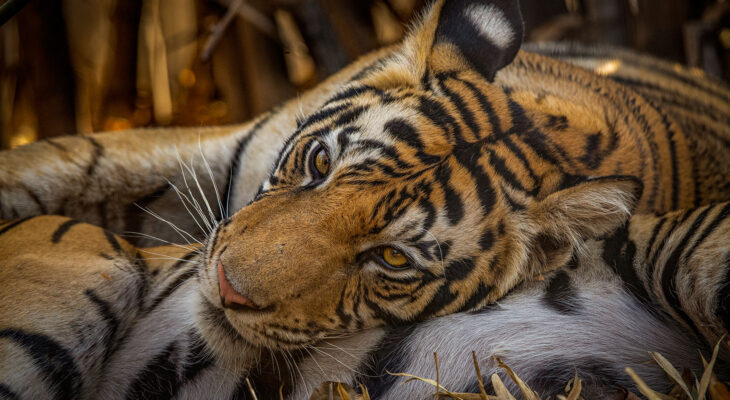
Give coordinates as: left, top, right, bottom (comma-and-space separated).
191, 292, 261, 368
193, 287, 319, 355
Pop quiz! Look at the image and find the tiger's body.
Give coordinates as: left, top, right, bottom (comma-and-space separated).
1, 0, 730, 398
1, 201, 729, 399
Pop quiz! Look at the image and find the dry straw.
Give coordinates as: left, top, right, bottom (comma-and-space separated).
306, 337, 730, 400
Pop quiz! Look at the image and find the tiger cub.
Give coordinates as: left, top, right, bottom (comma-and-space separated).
1, 201, 728, 399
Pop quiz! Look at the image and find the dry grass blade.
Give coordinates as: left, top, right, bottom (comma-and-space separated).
387, 372, 451, 393
246, 377, 259, 400
435, 353, 441, 400
493, 356, 539, 400
491, 374, 517, 400
386, 371, 487, 399
472, 351, 489, 400
697, 336, 724, 400
650, 352, 692, 398
564, 373, 582, 400
358, 383, 371, 400
625, 367, 674, 400
336, 382, 350, 400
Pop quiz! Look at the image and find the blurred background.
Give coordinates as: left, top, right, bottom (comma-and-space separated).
0, 0, 728, 149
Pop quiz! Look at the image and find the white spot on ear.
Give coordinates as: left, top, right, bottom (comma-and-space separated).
463, 4, 514, 49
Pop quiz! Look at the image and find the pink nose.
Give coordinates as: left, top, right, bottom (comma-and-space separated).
218, 261, 258, 310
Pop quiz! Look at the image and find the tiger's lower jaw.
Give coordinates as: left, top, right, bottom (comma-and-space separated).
193, 289, 324, 355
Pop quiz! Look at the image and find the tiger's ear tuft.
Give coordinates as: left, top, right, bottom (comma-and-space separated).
527, 176, 643, 243
434, 0, 524, 81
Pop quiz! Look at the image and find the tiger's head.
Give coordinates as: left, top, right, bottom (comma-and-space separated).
197, 0, 642, 351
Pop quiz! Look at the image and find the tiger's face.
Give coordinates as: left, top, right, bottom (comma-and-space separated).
197, 0, 642, 351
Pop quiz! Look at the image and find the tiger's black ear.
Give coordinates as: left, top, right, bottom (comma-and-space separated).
434, 0, 524, 81
367, 0, 523, 88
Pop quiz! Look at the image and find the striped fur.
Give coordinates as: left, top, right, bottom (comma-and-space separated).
1, 0, 730, 398
2, 202, 729, 398
197, 0, 727, 352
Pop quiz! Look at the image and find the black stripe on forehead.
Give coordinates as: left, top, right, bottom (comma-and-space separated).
268, 131, 302, 181
349, 140, 414, 172
418, 95, 466, 145
384, 119, 442, 164
298, 102, 353, 131
326, 85, 377, 104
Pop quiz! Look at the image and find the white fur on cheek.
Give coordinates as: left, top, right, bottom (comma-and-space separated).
463, 4, 514, 50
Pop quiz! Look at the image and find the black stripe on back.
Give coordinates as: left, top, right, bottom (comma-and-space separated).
683, 203, 730, 262
147, 263, 198, 312
181, 330, 214, 382
44, 138, 68, 152
0, 329, 82, 400
601, 223, 652, 305
52, 219, 82, 243
660, 205, 713, 341
0, 216, 33, 237
124, 341, 180, 400
717, 256, 730, 333
643, 217, 667, 263
23, 186, 48, 214
85, 137, 104, 176
542, 270, 583, 314
357, 324, 418, 399
84, 289, 120, 364
103, 230, 123, 253
0, 384, 19, 400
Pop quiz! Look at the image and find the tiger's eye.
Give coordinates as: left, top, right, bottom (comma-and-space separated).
314, 148, 329, 176
382, 247, 408, 267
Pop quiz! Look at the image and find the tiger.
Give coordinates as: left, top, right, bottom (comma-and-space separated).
1, 0, 730, 397
2, 200, 729, 399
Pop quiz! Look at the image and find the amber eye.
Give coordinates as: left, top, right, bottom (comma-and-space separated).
309, 143, 330, 180
381, 247, 409, 269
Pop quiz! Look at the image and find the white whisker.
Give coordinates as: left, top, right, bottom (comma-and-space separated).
185, 157, 219, 227
226, 160, 234, 219
316, 340, 359, 361
123, 231, 199, 252
175, 150, 215, 233
133, 203, 199, 244
307, 345, 362, 376
136, 249, 199, 264
198, 135, 225, 221
165, 176, 211, 236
